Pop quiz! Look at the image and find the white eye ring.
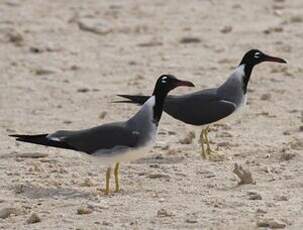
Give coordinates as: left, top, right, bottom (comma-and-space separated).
254, 52, 261, 58
161, 76, 167, 83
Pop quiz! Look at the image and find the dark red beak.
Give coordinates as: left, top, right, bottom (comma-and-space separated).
264, 54, 287, 64
175, 79, 195, 87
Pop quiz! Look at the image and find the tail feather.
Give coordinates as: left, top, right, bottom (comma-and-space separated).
9, 134, 75, 150
115, 95, 149, 105
112, 100, 139, 104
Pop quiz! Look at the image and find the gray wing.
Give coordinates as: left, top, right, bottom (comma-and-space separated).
48, 122, 140, 154
164, 88, 236, 126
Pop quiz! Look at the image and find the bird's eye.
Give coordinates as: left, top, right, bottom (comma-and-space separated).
254, 52, 261, 58
161, 76, 167, 83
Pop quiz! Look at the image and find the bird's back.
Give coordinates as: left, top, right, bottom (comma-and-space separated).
48, 122, 140, 154
164, 88, 236, 126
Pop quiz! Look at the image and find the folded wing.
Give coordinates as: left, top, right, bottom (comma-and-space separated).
10, 122, 140, 154
163, 89, 237, 125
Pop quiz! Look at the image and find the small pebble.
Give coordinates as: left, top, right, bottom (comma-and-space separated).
102, 221, 113, 226
265, 153, 271, 159
289, 15, 303, 23
260, 93, 271, 101
128, 61, 137, 65
233, 163, 255, 185
179, 131, 195, 144
185, 218, 198, 224
70, 65, 80, 71
77, 88, 90, 93
78, 18, 113, 35
157, 209, 174, 217
168, 131, 176, 135
280, 152, 295, 161
247, 191, 262, 200
220, 25, 232, 33
159, 198, 165, 203
14, 184, 26, 194
137, 41, 163, 47
256, 208, 267, 214
274, 195, 288, 201
148, 173, 170, 179
290, 139, 303, 150
263, 27, 283, 34
99, 111, 107, 119
179, 37, 201, 44
29, 46, 43, 53
257, 218, 286, 229
35, 68, 56, 75
167, 148, 177, 155
80, 178, 95, 187
7, 30, 23, 46
77, 207, 93, 215
26, 213, 41, 224
283, 131, 291, 135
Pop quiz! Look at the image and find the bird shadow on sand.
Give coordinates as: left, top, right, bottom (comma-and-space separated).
11, 183, 93, 200
133, 155, 185, 165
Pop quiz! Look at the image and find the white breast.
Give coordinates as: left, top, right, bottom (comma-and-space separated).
90, 96, 158, 165
91, 141, 154, 165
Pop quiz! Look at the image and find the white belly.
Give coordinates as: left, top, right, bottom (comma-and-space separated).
218, 94, 248, 124
87, 137, 156, 166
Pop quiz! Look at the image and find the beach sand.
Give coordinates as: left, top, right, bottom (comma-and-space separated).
1, 0, 303, 229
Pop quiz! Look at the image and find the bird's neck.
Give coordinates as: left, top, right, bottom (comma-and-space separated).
239, 63, 254, 94
152, 90, 167, 126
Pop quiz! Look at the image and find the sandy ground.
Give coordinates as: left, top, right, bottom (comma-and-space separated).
1, 0, 303, 229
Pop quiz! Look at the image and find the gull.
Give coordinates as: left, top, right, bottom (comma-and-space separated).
10, 74, 194, 194
116, 50, 287, 160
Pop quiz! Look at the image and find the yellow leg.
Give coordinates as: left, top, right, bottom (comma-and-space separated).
105, 167, 111, 195
204, 126, 213, 154
200, 129, 207, 159
114, 162, 120, 193
204, 126, 224, 161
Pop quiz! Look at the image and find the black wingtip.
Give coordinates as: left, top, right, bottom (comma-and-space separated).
9, 134, 49, 143
111, 100, 136, 104
9, 133, 76, 151
9, 134, 27, 139
9, 134, 48, 138
115, 94, 149, 105
112, 94, 138, 103
116, 94, 135, 100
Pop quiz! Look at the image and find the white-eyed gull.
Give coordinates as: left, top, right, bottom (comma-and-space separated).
116, 50, 287, 160
10, 74, 194, 194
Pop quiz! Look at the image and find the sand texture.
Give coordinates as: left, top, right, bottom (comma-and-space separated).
1, 0, 303, 229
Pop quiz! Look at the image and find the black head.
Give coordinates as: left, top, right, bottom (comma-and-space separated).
240, 49, 287, 66
152, 74, 194, 96
152, 74, 194, 124
239, 49, 287, 94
